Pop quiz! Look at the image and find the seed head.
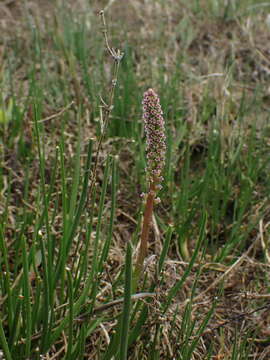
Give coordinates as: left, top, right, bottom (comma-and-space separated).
142, 88, 166, 185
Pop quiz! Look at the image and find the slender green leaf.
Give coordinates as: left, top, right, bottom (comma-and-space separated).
119, 242, 132, 360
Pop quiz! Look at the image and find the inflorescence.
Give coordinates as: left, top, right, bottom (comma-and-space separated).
142, 88, 166, 193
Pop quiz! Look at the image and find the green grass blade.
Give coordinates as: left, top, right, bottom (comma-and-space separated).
0, 318, 12, 360
98, 157, 117, 272
186, 300, 217, 358
9, 297, 23, 354
65, 268, 74, 360
0, 225, 13, 332
33, 99, 52, 352
68, 118, 82, 222
158, 225, 174, 275
22, 236, 32, 358
54, 139, 93, 284
87, 156, 111, 313
66, 138, 93, 251
119, 242, 132, 360
128, 303, 149, 348
163, 212, 207, 313
59, 141, 68, 239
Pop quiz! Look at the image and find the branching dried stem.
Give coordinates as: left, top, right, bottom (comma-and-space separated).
28, 293, 155, 343
86, 10, 123, 206
202, 302, 270, 337
34, 101, 74, 123
180, 233, 261, 310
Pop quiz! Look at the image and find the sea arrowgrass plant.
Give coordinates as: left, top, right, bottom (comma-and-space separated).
1, 2, 270, 358
134, 88, 166, 288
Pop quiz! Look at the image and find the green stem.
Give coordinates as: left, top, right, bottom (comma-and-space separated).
0, 318, 12, 360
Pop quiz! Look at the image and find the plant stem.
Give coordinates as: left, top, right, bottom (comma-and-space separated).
133, 182, 156, 290
86, 10, 123, 207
